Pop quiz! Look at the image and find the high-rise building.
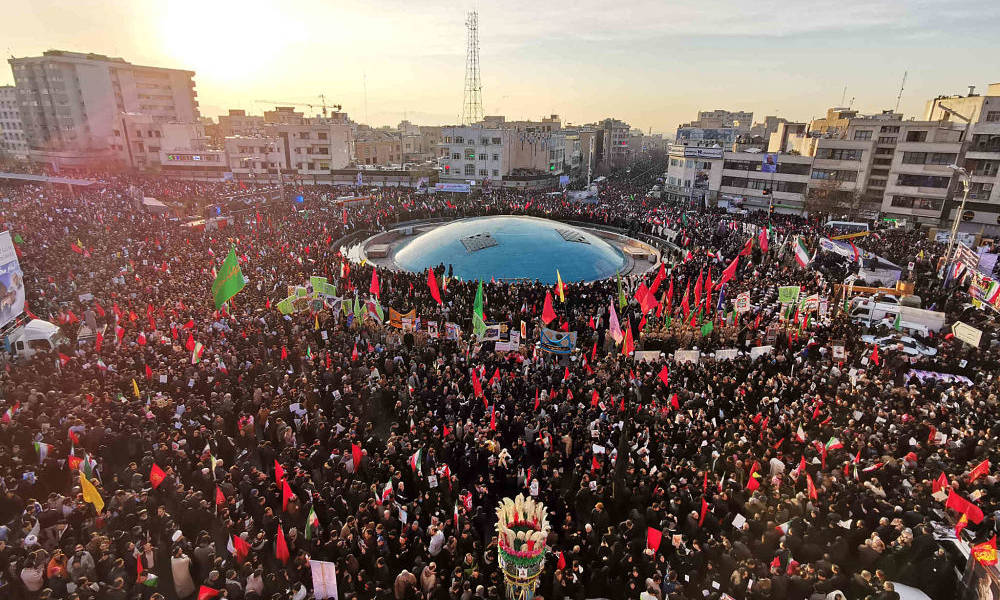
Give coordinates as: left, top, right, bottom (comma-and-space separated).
8, 50, 199, 170
0, 86, 28, 159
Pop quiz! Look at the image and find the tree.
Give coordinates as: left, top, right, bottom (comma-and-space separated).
804, 177, 863, 220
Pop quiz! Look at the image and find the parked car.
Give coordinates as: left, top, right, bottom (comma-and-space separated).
860, 334, 938, 356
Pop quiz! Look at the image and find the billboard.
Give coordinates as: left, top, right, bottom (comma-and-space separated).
761, 153, 778, 173
0, 231, 24, 329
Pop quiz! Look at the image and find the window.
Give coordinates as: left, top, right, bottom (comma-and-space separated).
492, 169, 499, 176
454, 136, 464, 143
896, 174, 949, 188
491, 137, 501, 145
815, 148, 863, 161
464, 164, 474, 176
890, 196, 942, 210
444, 136, 451, 143
465, 148, 476, 160
902, 152, 957, 165
318, 147, 329, 154
479, 169, 488, 176
481, 138, 489, 145
969, 182, 994, 199
877, 136, 896, 144
811, 169, 856, 182
479, 153, 487, 161
452, 153, 460, 160
972, 160, 999, 177
880, 126, 900, 133
492, 153, 499, 161
853, 130, 872, 140
300, 132, 310, 139
986, 111, 1000, 122
905, 130, 927, 142
318, 132, 327, 140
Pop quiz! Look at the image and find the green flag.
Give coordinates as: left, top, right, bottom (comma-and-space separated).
374, 297, 384, 321
353, 296, 363, 319
893, 312, 902, 331
617, 271, 626, 310
700, 321, 714, 337
13, 233, 24, 244
211, 247, 246, 309
472, 280, 486, 337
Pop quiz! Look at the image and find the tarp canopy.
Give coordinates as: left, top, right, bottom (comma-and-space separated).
142, 197, 169, 214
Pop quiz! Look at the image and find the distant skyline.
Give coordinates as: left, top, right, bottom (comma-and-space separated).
3, 0, 999, 133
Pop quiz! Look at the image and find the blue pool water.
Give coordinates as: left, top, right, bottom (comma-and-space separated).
392, 216, 626, 284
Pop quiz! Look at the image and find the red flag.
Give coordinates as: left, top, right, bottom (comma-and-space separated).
972, 536, 998, 566
215, 486, 226, 507
150, 464, 166, 489
185, 333, 196, 352
352, 443, 362, 471
969, 459, 990, 483
680, 282, 691, 320
747, 461, 761, 491
670, 393, 679, 409
591, 389, 600, 407
759, 227, 769, 253
694, 269, 703, 307
870, 344, 880, 366
281, 346, 288, 360
427, 269, 443, 305
145, 364, 153, 379
956, 514, 969, 539
95, 331, 103, 353
94, 302, 106, 317
947, 489, 984, 523
274, 460, 285, 484
182, 319, 194, 329
231, 534, 250, 562
351, 343, 358, 361
933, 472, 948, 494
488, 367, 500, 387
489, 405, 496, 430
666, 277, 674, 311
58, 353, 71, 367
275, 524, 290, 564
198, 586, 222, 600
282, 479, 294, 511
541, 291, 557, 324
647, 527, 663, 553
650, 262, 666, 295
719, 257, 740, 287
137, 331, 146, 346
370, 269, 380, 297
698, 497, 708, 527
621, 322, 634, 356
534, 388, 539, 411
806, 472, 818, 499
591, 455, 600, 473
557, 551, 566, 570
472, 370, 483, 398
739, 238, 753, 256
657, 365, 669, 387
703, 471, 708, 493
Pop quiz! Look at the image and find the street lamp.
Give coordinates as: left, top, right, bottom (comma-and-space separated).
935, 101, 974, 282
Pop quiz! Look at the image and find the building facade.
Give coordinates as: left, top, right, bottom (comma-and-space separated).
8, 50, 199, 170
0, 86, 28, 159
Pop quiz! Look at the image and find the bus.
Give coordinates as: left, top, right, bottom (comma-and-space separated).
826, 220, 870, 234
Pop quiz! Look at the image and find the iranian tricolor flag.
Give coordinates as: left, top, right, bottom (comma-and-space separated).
409, 449, 423, 472
795, 425, 807, 443
453, 501, 460, 528
776, 520, 792, 534
794, 237, 812, 268
826, 437, 843, 451
304, 506, 320, 540
191, 341, 204, 364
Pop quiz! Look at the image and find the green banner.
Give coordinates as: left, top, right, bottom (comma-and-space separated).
778, 285, 801, 305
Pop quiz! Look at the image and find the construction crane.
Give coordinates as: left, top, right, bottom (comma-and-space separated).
254, 95, 343, 117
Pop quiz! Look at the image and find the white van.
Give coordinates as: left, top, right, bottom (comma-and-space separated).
5, 319, 69, 360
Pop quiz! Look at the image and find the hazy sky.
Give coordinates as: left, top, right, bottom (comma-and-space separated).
3, 0, 999, 133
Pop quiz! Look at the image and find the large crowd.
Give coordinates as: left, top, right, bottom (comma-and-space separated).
0, 167, 997, 600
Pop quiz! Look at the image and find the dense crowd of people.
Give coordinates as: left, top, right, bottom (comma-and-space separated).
0, 167, 997, 600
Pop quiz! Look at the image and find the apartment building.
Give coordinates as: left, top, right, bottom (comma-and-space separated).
354, 131, 402, 166
217, 109, 266, 137
924, 84, 1000, 230
439, 126, 512, 183
0, 86, 28, 158
596, 118, 630, 167
697, 109, 753, 132
8, 50, 199, 170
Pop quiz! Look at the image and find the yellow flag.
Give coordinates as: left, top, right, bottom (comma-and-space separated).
556, 270, 565, 303
132, 378, 140, 398
79, 472, 104, 513
314, 313, 320, 330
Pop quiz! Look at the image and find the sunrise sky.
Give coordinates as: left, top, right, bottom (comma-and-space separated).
3, 0, 999, 133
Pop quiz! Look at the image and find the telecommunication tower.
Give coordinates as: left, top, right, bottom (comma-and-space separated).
462, 11, 484, 125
